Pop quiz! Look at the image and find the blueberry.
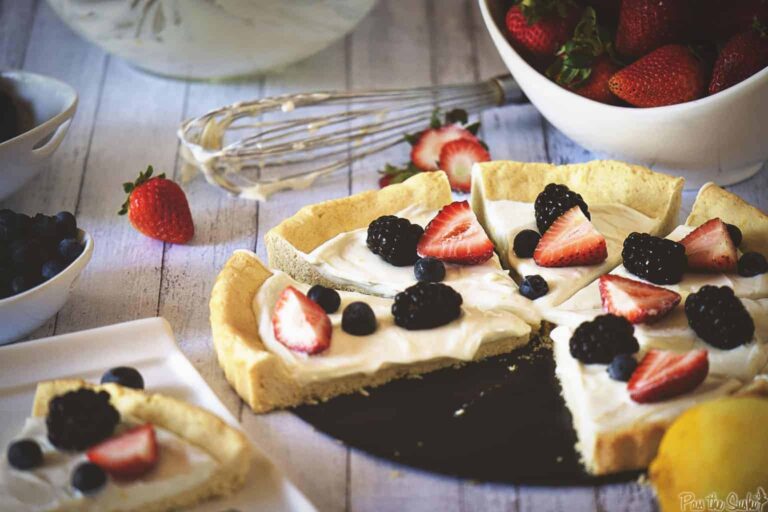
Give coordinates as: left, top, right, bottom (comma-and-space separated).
13, 213, 32, 238
31, 214, 57, 240
10, 239, 42, 274
54, 211, 77, 240
41, 260, 66, 281
58, 238, 83, 263
341, 302, 377, 336
738, 252, 768, 277
7, 439, 43, 470
0, 209, 15, 225
307, 285, 341, 314
513, 229, 541, 258
519, 275, 548, 299
10, 275, 31, 295
101, 366, 145, 389
71, 462, 107, 494
607, 354, 638, 382
726, 223, 742, 247
414, 257, 446, 282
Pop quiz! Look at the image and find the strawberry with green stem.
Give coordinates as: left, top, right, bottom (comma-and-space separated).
505, 0, 582, 62
546, 7, 621, 104
119, 166, 195, 245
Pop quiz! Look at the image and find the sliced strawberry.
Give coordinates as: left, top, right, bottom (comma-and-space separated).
272, 286, 331, 354
417, 200, 494, 265
86, 424, 158, 479
533, 206, 607, 267
438, 139, 490, 192
410, 125, 478, 172
628, 349, 709, 404
599, 274, 681, 324
680, 218, 738, 272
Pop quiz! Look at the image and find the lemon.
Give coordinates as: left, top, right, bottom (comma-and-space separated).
649, 396, 768, 512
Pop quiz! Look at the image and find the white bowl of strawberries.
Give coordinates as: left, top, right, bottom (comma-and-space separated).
479, 0, 768, 188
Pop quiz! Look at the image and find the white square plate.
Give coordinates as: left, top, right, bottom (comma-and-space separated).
0, 317, 317, 512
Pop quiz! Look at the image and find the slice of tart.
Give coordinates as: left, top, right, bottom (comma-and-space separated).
546, 184, 768, 475
0, 378, 251, 512
264, 171, 539, 327
211, 252, 533, 413
470, 160, 684, 308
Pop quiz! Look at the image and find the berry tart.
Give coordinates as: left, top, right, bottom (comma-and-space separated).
544, 183, 768, 475
0, 372, 251, 512
470, 160, 684, 308
211, 172, 538, 413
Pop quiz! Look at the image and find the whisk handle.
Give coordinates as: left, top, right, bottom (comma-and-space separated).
489, 75, 527, 106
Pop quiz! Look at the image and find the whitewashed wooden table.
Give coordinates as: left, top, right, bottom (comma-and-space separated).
2, 1, 766, 511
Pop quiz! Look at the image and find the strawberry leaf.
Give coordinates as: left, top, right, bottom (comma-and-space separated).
429, 108, 442, 129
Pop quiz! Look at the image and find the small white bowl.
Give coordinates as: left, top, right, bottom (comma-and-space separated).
0, 70, 77, 201
0, 230, 93, 345
479, 0, 768, 189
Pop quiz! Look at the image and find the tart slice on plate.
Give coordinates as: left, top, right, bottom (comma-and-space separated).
1, 378, 251, 512
545, 183, 768, 475
213, 172, 539, 413
470, 160, 684, 308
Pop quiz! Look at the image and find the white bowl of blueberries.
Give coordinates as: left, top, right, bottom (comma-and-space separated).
0, 209, 92, 344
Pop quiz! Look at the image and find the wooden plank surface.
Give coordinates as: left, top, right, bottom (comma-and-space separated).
2, 1, 765, 511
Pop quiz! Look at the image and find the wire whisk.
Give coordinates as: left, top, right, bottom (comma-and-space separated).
177, 75, 524, 201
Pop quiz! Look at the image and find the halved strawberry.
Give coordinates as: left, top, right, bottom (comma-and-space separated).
680, 218, 738, 272
410, 125, 478, 171
86, 424, 158, 479
628, 349, 709, 403
533, 206, 607, 267
417, 201, 494, 265
438, 139, 490, 192
272, 286, 331, 354
599, 274, 681, 324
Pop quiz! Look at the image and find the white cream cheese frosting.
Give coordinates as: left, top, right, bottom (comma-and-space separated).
481, 200, 658, 308
301, 205, 540, 327
254, 271, 532, 384
0, 417, 218, 512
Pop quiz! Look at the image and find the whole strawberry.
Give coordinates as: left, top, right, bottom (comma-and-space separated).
608, 44, 706, 107
546, 7, 621, 104
505, 0, 581, 62
119, 166, 194, 244
615, 0, 687, 58
708, 20, 768, 95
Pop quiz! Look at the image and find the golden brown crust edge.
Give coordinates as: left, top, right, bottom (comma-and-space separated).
32, 379, 251, 512
471, 159, 684, 237
210, 250, 532, 414
265, 171, 453, 292
686, 182, 768, 255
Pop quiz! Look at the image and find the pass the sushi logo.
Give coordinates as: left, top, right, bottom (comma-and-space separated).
679, 487, 768, 512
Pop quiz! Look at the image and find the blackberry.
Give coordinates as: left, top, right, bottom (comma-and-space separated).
534, 183, 590, 233
101, 366, 145, 389
414, 257, 445, 282
366, 216, 424, 266
738, 252, 767, 277
341, 302, 377, 335
569, 314, 639, 364
513, 229, 541, 258
685, 286, 754, 350
519, 275, 548, 299
622, 232, 687, 284
726, 223, 742, 247
46, 388, 120, 451
392, 282, 462, 330
307, 285, 341, 313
